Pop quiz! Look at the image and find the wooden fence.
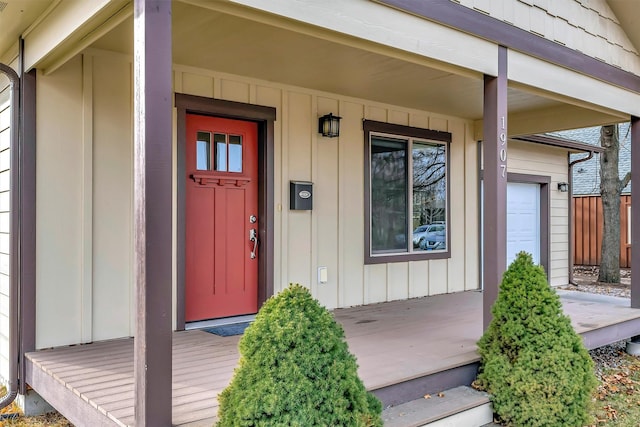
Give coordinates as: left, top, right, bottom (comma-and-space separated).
572, 195, 631, 268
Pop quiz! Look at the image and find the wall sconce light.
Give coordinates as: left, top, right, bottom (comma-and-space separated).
318, 113, 341, 138
557, 182, 568, 192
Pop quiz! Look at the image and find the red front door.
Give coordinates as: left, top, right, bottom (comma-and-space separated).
185, 114, 259, 321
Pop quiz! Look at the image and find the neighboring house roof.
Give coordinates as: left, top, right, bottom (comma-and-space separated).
550, 123, 631, 196
512, 134, 605, 154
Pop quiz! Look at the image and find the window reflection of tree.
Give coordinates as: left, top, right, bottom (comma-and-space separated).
370, 138, 447, 253
413, 143, 446, 229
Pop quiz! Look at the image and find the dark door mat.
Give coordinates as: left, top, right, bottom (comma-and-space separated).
204, 322, 252, 337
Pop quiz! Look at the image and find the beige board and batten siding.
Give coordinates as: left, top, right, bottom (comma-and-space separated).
36, 54, 134, 349
36, 56, 84, 350
456, 0, 640, 76
175, 65, 480, 308
0, 62, 14, 381
34, 49, 480, 348
508, 140, 569, 286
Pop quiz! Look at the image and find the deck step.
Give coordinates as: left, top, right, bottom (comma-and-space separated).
382, 386, 493, 427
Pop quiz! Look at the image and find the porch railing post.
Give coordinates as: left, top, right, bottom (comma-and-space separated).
133, 0, 173, 426
631, 117, 640, 308
482, 46, 508, 329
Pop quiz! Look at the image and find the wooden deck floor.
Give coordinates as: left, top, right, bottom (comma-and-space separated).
25, 290, 640, 427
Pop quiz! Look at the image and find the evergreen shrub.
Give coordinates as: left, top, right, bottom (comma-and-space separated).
476, 252, 597, 427
216, 284, 382, 427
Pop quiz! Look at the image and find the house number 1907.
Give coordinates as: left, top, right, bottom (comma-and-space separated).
499, 116, 506, 178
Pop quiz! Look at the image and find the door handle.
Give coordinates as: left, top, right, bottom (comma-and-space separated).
249, 228, 259, 259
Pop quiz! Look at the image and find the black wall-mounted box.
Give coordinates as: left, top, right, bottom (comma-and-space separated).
290, 181, 313, 210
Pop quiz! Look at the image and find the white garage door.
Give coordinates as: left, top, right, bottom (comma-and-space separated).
507, 182, 540, 266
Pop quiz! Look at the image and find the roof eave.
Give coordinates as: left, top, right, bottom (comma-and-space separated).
512, 134, 604, 153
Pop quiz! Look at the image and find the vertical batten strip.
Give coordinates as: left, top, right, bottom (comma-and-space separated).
336, 99, 345, 307
280, 91, 289, 294
174, 71, 185, 330
133, 0, 173, 425
311, 94, 318, 298
464, 122, 479, 291
213, 74, 221, 99
482, 46, 508, 329
80, 54, 93, 344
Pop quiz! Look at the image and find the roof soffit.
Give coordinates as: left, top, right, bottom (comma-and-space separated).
0, 0, 53, 61
21, 0, 131, 72
86, 1, 629, 133
377, 0, 640, 94
11, 0, 627, 135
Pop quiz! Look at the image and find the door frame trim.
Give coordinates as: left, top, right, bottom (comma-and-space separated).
175, 93, 276, 330
479, 171, 551, 280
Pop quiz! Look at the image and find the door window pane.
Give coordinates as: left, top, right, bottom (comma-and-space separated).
196, 132, 211, 170
198, 130, 244, 174
370, 136, 407, 253
228, 135, 243, 173
214, 133, 227, 171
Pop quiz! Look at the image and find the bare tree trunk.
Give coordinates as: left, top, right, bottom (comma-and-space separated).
598, 124, 630, 283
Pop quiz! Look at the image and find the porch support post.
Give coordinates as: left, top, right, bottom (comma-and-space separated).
19, 66, 37, 395
482, 46, 508, 329
133, 1, 173, 426
631, 117, 640, 308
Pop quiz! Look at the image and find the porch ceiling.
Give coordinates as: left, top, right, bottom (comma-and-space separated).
90, 1, 623, 132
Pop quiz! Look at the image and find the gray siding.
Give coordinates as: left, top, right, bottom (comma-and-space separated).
0, 84, 10, 381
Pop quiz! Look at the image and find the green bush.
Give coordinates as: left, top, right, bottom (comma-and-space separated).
216, 284, 382, 427
476, 252, 597, 427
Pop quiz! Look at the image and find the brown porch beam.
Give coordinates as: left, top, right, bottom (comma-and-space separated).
483, 46, 508, 329
133, 1, 173, 426
376, 0, 640, 94
631, 117, 640, 308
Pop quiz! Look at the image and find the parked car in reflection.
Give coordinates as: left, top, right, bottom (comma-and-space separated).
419, 238, 445, 251
412, 223, 446, 250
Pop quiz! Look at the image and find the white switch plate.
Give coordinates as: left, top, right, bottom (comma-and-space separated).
318, 266, 328, 283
